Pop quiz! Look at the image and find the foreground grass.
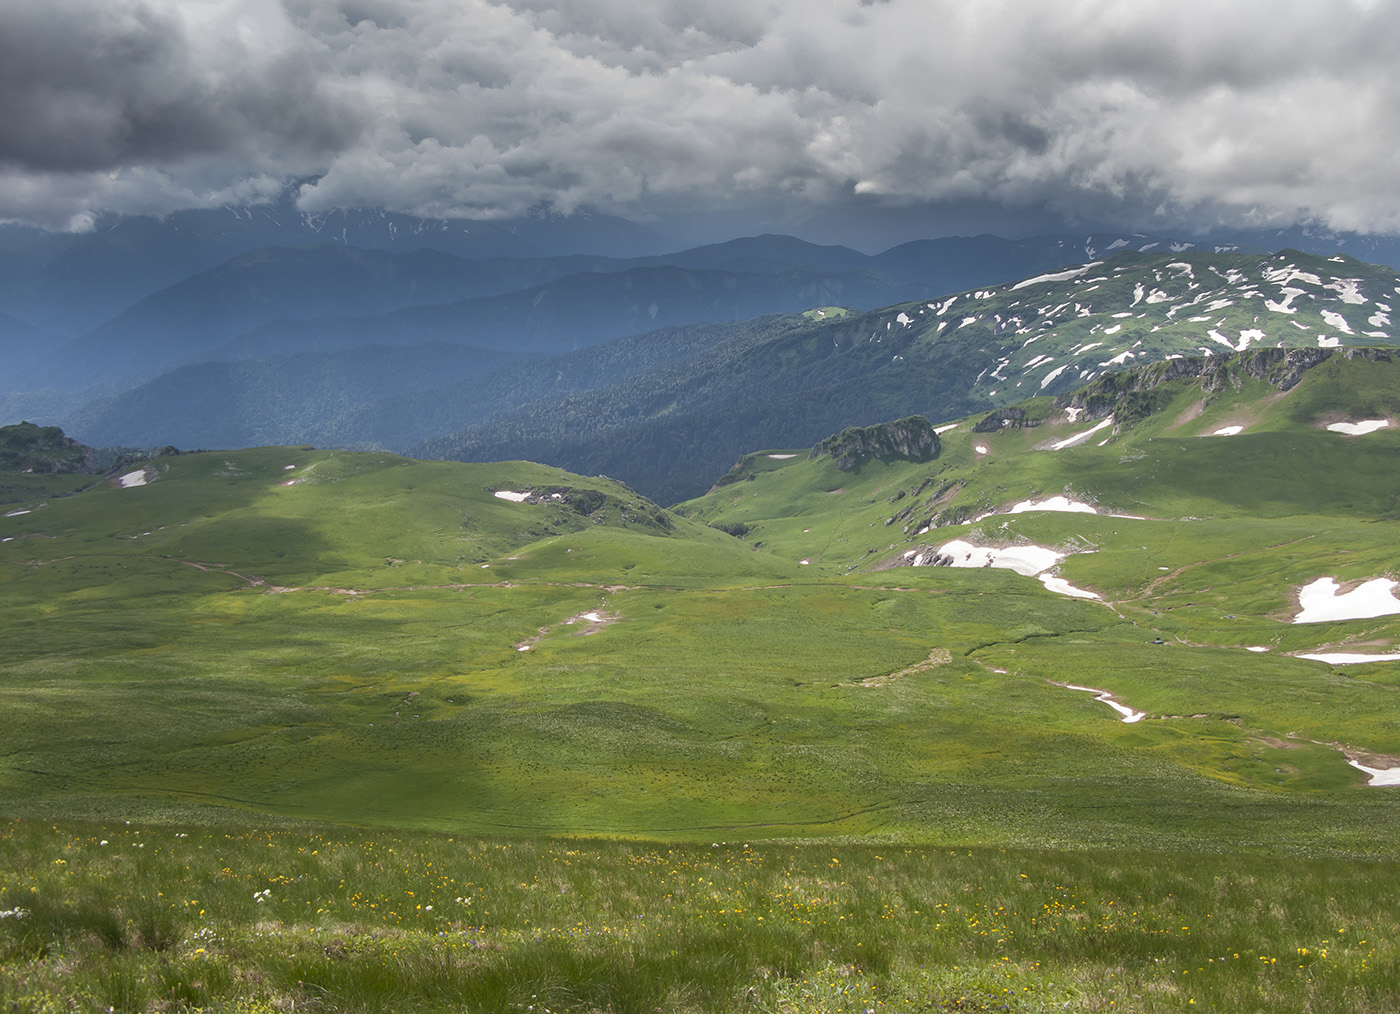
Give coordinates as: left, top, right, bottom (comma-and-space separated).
2, 819, 1397, 1013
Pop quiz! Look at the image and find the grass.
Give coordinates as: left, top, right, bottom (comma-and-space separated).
3, 819, 1398, 1013
5, 353, 1400, 1008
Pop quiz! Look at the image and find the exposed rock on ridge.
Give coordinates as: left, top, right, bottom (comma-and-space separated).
811, 415, 940, 471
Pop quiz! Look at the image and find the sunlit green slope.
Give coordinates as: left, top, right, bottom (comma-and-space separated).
3, 350, 1400, 851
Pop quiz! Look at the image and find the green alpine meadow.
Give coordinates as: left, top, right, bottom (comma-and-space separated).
4, 344, 1400, 1011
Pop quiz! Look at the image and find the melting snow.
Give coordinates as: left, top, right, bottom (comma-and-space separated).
118, 471, 148, 488
934, 539, 1063, 576
1040, 364, 1071, 389
1049, 416, 1114, 450
974, 445, 990, 455
1298, 652, 1400, 664
1321, 310, 1354, 334
1039, 575, 1100, 599
1329, 278, 1366, 304
1012, 262, 1102, 290
1294, 577, 1400, 623
493, 490, 531, 502
1349, 760, 1400, 787
1212, 425, 1244, 436
1103, 324, 1122, 335
1327, 420, 1389, 435
1060, 684, 1145, 722
934, 423, 960, 434
1265, 288, 1304, 314
1006, 496, 1097, 515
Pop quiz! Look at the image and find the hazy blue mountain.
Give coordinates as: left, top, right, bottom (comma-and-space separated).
0, 196, 665, 336
414, 248, 1400, 503
62, 343, 524, 450
211, 264, 927, 362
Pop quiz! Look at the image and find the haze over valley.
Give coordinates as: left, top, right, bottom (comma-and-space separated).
4, 2, 1400, 1011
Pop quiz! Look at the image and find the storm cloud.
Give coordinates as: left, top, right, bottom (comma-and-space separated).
3, 0, 1398, 236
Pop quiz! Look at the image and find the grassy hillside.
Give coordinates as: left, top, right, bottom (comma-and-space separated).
5, 353, 1400, 1010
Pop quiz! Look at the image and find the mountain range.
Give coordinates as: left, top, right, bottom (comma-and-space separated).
5, 200, 1400, 505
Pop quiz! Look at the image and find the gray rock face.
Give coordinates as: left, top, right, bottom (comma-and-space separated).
810, 415, 940, 471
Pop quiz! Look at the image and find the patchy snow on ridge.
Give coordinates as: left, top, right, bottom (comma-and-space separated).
934, 539, 1063, 576
1048, 416, 1114, 450
1040, 574, 1100, 599
1295, 577, 1400, 623
1012, 262, 1101, 290
1006, 496, 1097, 515
1321, 310, 1354, 334
1329, 278, 1366, 304
1327, 419, 1389, 436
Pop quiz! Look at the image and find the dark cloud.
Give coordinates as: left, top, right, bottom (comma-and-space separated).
2, 0, 1399, 237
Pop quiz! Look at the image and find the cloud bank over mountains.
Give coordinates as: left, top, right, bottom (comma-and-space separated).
3, 0, 1398, 238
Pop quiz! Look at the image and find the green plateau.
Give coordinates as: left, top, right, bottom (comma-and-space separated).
3, 347, 1400, 1012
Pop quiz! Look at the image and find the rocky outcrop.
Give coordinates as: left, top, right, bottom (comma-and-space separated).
972, 406, 1044, 433
810, 415, 940, 471
0, 422, 96, 474
1054, 348, 1347, 421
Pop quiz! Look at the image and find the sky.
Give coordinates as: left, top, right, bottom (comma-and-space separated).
2, 0, 1398, 247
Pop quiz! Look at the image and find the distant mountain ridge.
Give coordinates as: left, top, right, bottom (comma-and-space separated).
414, 248, 1400, 502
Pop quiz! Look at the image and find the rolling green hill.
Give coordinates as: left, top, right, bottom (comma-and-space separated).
3, 349, 1399, 846
5, 351, 1400, 1012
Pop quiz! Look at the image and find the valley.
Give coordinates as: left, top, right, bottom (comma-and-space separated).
4, 251, 1400, 1011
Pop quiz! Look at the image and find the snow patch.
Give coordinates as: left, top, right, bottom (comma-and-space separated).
493, 490, 531, 502
1048, 416, 1114, 450
1211, 425, 1244, 436
118, 470, 148, 488
974, 444, 989, 455
1349, 760, 1400, 787
767, 453, 799, 459
934, 539, 1063, 576
934, 423, 960, 434
1039, 575, 1100, 599
1327, 419, 1389, 435
1298, 652, 1400, 664
1295, 577, 1400, 623
1060, 683, 1145, 722
1328, 278, 1366, 304
1321, 310, 1354, 334
1006, 496, 1098, 515
1040, 364, 1071, 389
1011, 262, 1101, 290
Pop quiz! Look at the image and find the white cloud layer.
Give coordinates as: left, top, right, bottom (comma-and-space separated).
2, 0, 1399, 234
